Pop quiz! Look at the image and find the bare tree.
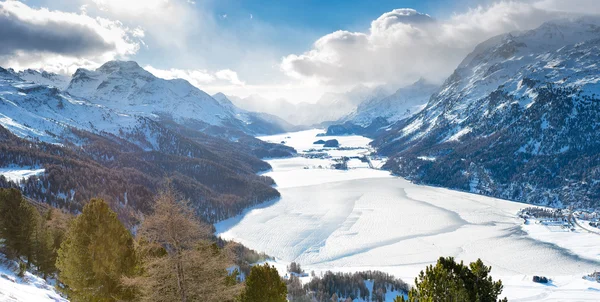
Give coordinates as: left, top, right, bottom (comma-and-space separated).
125, 188, 240, 301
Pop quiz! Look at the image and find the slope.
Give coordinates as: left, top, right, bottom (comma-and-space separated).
373, 18, 600, 208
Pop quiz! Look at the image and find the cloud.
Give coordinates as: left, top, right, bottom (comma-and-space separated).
81, 0, 197, 49
145, 66, 245, 87
215, 69, 245, 86
281, 1, 600, 86
0, 1, 140, 74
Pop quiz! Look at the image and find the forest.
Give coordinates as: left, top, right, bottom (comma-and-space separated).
0, 120, 293, 224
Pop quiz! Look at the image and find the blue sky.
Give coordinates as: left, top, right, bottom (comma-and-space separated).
1, 0, 598, 102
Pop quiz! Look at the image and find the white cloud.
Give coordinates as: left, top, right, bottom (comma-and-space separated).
0, 1, 140, 74
145, 66, 245, 87
215, 69, 245, 86
281, 1, 600, 87
82, 0, 197, 49
144, 66, 215, 87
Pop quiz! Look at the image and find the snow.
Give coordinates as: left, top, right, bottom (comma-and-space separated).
343, 79, 437, 127
216, 129, 600, 301
446, 127, 472, 142
65, 61, 232, 126
522, 218, 600, 262
0, 167, 45, 182
0, 255, 68, 302
260, 129, 372, 153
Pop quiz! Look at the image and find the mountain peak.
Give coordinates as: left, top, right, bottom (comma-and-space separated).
212, 92, 227, 99
97, 60, 143, 74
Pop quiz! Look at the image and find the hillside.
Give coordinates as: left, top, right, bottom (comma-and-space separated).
326, 79, 438, 136
372, 18, 600, 208
0, 64, 295, 224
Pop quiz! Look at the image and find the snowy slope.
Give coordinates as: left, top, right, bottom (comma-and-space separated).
0, 67, 139, 144
374, 17, 600, 208
16, 69, 70, 90
66, 61, 230, 126
0, 167, 45, 183
343, 78, 438, 127
0, 255, 67, 302
213, 92, 301, 133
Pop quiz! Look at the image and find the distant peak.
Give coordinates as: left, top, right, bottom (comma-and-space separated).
413, 77, 428, 85
97, 60, 143, 74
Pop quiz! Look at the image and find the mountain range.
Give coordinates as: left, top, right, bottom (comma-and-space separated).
1, 17, 599, 219
372, 18, 600, 208
226, 85, 395, 126
0, 61, 296, 224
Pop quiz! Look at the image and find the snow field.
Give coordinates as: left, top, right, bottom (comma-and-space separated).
216, 129, 600, 301
0, 167, 45, 183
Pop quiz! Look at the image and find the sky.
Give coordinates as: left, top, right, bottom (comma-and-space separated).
0, 0, 599, 103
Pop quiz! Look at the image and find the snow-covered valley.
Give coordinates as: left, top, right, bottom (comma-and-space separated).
216, 129, 600, 301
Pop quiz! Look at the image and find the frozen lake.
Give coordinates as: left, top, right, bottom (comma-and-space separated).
216, 129, 600, 301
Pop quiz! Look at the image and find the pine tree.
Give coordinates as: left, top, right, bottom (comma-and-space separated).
0, 188, 39, 265
240, 263, 287, 302
33, 215, 58, 279
18, 199, 39, 267
56, 198, 136, 302
396, 257, 506, 302
0, 188, 26, 258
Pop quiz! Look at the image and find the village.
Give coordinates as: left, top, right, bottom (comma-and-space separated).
518, 207, 600, 284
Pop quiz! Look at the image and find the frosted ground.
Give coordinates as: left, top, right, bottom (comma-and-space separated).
216, 129, 600, 301
0, 255, 67, 302
0, 167, 45, 183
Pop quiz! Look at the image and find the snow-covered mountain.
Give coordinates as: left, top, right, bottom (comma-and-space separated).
325, 79, 438, 136
6, 61, 286, 136
343, 78, 438, 127
0, 62, 296, 223
373, 18, 600, 208
0, 66, 138, 144
227, 85, 392, 126
17, 69, 70, 90
65, 61, 243, 127
212, 92, 301, 133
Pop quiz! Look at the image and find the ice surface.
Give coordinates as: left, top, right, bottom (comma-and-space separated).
216, 129, 600, 301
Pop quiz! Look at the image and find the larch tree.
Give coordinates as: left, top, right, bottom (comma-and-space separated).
56, 198, 136, 302
125, 188, 240, 302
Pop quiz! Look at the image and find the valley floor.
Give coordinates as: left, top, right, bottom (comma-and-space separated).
216, 129, 600, 301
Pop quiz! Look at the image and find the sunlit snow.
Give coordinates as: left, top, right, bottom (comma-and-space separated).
0, 167, 45, 182
216, 129, 600, 301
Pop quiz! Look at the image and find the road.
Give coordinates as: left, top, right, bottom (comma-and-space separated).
569, 213, 600, 235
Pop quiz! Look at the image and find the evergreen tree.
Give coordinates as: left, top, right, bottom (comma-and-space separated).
0, 188, 39, 265
33, 213, 61, 279
56, 198, 136, 302
0, 188, 25, 258
396, 257, 506, 302
240, 263, 287, 302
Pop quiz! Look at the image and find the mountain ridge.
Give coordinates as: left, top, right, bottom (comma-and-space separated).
372, 18, 600, 208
